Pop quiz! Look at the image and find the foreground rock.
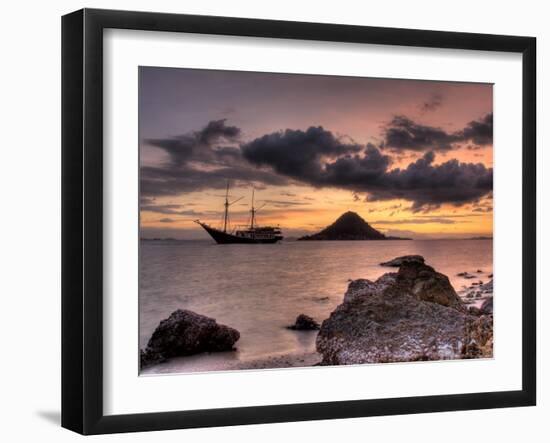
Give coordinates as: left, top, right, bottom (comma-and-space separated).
287, 314, 320, 330
316, 257, 493, 365
141, 309, 240, 367
459, 279, 493, 304
380, 255, 424, 267
480, 296, 493, 315
397, 259, 465, 310
479, 279, 493, 293
462, 314, 493, 358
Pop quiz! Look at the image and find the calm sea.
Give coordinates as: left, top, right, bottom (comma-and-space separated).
139, 239, 493, 373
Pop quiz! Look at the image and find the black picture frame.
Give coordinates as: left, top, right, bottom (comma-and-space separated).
62, 8, 537, 435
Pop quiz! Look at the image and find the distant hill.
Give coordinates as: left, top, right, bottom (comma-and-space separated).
298, 211, 409, 241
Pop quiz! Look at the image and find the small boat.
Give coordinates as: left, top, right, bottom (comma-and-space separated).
195, 184, 283, 244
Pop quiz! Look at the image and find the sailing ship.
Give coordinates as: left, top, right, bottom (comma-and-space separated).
195, 184, 283, 244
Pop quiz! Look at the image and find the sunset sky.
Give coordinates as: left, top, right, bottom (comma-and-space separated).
139, 67, 493, 240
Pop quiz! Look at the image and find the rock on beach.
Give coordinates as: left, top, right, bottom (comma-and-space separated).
462, 314, 493, 358
459, 279, 493, 304
140, 309, 240, 368
287, 314, 320, 330
316, 256, 493, 365
380, 255, 425, 267
480, 296, 493, 315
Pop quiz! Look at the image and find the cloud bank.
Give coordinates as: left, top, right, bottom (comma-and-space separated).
141, 119, 288, 197
382, 113, 493, 152
142, 117, 493, 211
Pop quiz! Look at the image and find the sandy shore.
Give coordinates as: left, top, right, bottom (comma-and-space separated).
141, 349, 321, 375
226, 351, 321, 370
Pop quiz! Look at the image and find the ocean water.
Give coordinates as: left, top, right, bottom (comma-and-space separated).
139, 239, 493, 374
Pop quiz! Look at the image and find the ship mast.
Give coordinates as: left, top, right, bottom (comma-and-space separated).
223, 182, 230, 233
249, 187, 266, 230
222, 182, 242, 233
250, 188, 255, 229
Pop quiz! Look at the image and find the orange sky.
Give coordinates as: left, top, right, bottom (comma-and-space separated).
139, 68, 493, 240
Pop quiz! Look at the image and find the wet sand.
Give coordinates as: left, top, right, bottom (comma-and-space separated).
141, 350, 321, 375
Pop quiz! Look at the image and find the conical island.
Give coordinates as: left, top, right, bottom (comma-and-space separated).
298, 211, 409, 241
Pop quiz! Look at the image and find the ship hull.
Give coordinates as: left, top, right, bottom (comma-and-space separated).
198, 223, 281, 244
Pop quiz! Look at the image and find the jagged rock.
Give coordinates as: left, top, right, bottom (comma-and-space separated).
344, 273, 398, 303
460, 278, 493, 302
287, 314, 320, 330
380, 255, 425, 267
316, 257, 486, 365
317, 289, 469, 365
480, 279, 493, 293
468, 306, 482, 316
396, 260, 465, 310
480, 296, 493, 315
462, 315, 493, 358
140, 309, 240, 367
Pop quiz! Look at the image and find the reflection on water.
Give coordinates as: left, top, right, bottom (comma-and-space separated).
140, 239, 493, 371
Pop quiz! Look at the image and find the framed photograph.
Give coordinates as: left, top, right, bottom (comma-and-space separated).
62, 8, 536, 435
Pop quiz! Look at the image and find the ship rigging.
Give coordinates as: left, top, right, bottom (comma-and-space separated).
195, 183, 283, 244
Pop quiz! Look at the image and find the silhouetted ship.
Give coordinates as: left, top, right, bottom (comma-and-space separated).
195, 185, 283, 244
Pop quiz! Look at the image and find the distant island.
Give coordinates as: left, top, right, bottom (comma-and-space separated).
298, 211, 410, 241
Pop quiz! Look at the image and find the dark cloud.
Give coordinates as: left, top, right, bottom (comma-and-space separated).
159, 218, 175, 223
371, 218, 461, 225
198, 119, 240, 145
459, 112, 493, 145
140, 196, 156, 205
242, 128, 492, 210
140, 164, 288, 197
382, 113, 493, 152
472, 206, 493, 213
416, 213, 482, 218
259, 199, 311, 208
383, 116, 458, 152
141, 203, 182, 214
322, 144, 392, 186
242, 126, 363, 179
419, 93, 443, 113
140, 204, 212, 218
147, 119, 241, 167
366, 151, 493, 212
142, 120, 492, 211
368, 203, 402, 213
141, 119, 288, 197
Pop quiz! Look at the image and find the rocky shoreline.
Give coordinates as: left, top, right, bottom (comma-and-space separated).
316, 256, 492, 365
141, 255, 493, 372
